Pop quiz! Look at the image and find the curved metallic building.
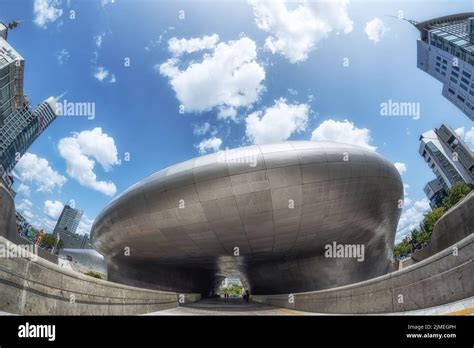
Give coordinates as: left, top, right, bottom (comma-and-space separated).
91, 141, 403, 295
58, 248, 108, 278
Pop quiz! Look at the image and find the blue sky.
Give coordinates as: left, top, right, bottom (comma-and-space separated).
2, 0, 473, 241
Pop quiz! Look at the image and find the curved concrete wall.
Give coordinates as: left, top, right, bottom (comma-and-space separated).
412, 192, 473, 262
432, 192, 474, 246
252, 233, 474, 313
0, 237, 200, 315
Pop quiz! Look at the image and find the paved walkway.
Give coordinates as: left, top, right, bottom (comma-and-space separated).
388, 296, 474, 316
145, 296, 474, 316
145, 297, 311, 316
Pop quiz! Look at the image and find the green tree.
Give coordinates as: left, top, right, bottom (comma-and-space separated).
56, 239, 64, 252
393, 182, 472, 257
41, 234, 57, 250
441, 183, 473, 211
421, 207, 446, 236
393, 238, 411, 257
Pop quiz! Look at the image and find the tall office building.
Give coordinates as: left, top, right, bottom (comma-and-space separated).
53, 205, 84, 236
423, 178, 447, 209
0, 22, 26, 128
0, 20, 58, 183
414, 13, 474, 121
53, 205, 93, 250
419, 124, 474, 207
0, 97, 58, 174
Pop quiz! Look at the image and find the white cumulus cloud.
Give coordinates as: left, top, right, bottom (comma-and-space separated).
396, 198, 430, 243
159, 36, 265, 118
454, 127, 465, 138
196, 137, 223, 155
16, 199, 33, 212
193, 122, 216, 136
17, 183, 31, 196
394, 162, 407, 175
16, 199, 34, 220
33, 0, 63, 28
44, 200, 64, 219
249, 0, 353, 63
168, 34, 219, 56
76, 215, 95, 235
364, 17, 387, 43
93, 66, 116, 83
15, 153, 66, 192
311, 119, 376, 151
464, 127, 474, 149
58, 128, 120, 196
453, 126, 474, 150
245, 98, 309, 144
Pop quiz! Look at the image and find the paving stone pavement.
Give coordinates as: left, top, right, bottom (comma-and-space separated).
145, 296, 474, 316
144, 297, 312, 316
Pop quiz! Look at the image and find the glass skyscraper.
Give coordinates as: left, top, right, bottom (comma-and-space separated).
0, 97, 58, 174
0, 21, 58, 182
415, 13, 474, 121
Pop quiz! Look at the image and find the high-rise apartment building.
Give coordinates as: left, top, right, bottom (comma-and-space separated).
419, 123, 474, 207
0, 22, 26, 128
53, 205, 84, 236
423, 178, 447, 209
414, 13, 474, 121
0, 21, 58, 183
53, 205, 94, 250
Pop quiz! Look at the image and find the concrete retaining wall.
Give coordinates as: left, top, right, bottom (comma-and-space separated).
0, 182, 21, 245
0, 182, 58, 264
0, 236, 200, 315
413, 192, 474, 262
252, 233, 474, 313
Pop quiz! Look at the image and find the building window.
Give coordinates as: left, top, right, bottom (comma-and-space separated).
457, 95, 465, 102
450, 77, 458, 83
462, 71, 471, 79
